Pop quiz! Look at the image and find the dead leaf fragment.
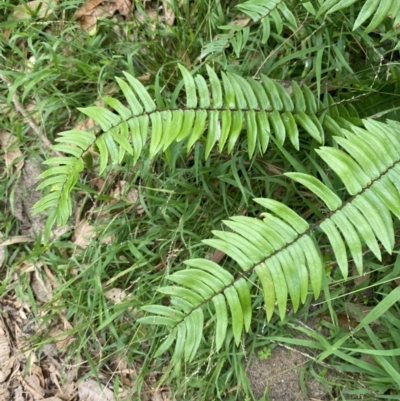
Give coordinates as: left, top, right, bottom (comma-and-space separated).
14, 0, 57, 19
0, 324, 12, 383
0, 131, 23, 171
31, 268, 53, 303
162, 0, 175, 25
73, 219, 95, 250
78, 379, 115, 401
76, 0, 132, 34
104, 288, 127, 303
115, 0, 132, 16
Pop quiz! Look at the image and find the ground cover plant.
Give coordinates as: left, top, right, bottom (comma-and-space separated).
2, 0, 400, 400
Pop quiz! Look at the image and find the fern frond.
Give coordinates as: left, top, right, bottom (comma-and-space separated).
200, 0, 298, 58
34, 65, 338, 224
138, 119, 400, 362
317, 0, 400, 32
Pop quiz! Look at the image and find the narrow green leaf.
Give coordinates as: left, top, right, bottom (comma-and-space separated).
254, 198, 309, 233
176, 110, 195, 142
319, 287, 400, 362
136, 316, 176, 326
247, 78, 272, 110
187, 109, 207, 150
342, 203, 381, 261
274, 82, 294, 111
256, 263, 276, 321
195, 74, 210, 108
233, 278, 252, 331
232, 216, 286, 250
227, 72, 247, 108
163, 109, 184, 150
331, 211, 363, 274
267, 257, 288, 320
353, 192, 393, 253
149, 112, 163, 156
282, 111, 299, 150
206, 110, 219, 158
371, 177, 400, 220
334, 134, 381, 178
203, 237, 253, 271
227, 110, 243, 153
269, 110, 285, 145
210, 230, 263, 262
51, 144, 82, 158
141, 305, 184, 320
219, 109, 232, 151
285, 172, 342, 210
224, 286, 243, 346
177, 64, 197, 108
127, 117, 142, 163
245, 110, 257, 157
123, 72, 156, 112
256, 110, 270, 153
95, 136, 108, 174
276, 249, 301, 312
302, 84, 317, 114
184, 259, 234, 286
316, 0, 341, 18
206, 65, 223, 108
316, 147, 370, 195
154, 329, 177, 358
221, 72, 236, 108
364, 0, 393, 33
102, 96, 131, 120
294, 112, 322, 143
188, 309, 204, 361
157, 286, 204, 306
115, 78, 143, 115
213, 294, 228, 351
172, 323, 186, 363
56, 130, 96, 150
262, 75, 283, 111
233, 74, 258, 109
168, 271, 215, 299
291, 80, 306, 113
300, 236, 322, 299
320, 218, 348, 279
224, 218, 275, 255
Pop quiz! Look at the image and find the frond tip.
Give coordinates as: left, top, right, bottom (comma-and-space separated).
139, 119, 400, 362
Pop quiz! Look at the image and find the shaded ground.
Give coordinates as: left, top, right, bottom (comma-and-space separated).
247, 345, 329, 401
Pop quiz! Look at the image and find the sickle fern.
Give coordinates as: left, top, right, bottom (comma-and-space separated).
138, 118, 400, 362
33, 65, 353, 225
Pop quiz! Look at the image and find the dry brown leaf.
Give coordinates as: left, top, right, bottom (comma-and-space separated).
231, 17, 251, 27
104, 288, 127, 303
76, 0, 132, 34
78, 379, 115, 401
14, 0, 57, 19
162, 0, 175, 25
31, 269, 53, 303
77, 15, 98, 35
0, 323, 12, 384
137, 73, 151, 82
23, 374, 46, 398
111, 180, 138, 203
73, 219, 95, 250
0, 236, 33, 247
0, 131, 23, 171
75, 0, 104, 18
115, 0, 132, 16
